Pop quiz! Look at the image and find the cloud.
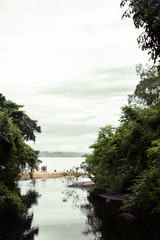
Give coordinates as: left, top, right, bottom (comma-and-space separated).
42, 122, 99, 137
41, 82, 132, 98
40, 66, 139, 99
0, 0, 149, 153
93, 66, 137, 78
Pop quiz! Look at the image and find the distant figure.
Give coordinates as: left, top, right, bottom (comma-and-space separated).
33, 178, 36, 185
54, 170, 57, 172
41, 165, 47, 172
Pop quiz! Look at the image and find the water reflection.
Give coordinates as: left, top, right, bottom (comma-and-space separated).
82, 195, 160, 240
63, 185, 160, 240
62, 185, 88, 209
10, 179, 160, 240
0, 190, 40, 240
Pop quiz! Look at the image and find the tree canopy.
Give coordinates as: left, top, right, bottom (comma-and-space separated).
0, 94, 41, 212
83, 103, 160, 214
82, 0, 160, 215
128, 64, 160, 105
120, 0, 160, 62
83, 65, 160, 215
0, 94, 41, 142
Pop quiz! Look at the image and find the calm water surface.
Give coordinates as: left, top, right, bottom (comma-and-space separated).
20, 178, 91, 240
2, 157, 160, 239
19, 178, 160, 240
38, 157, 85, 172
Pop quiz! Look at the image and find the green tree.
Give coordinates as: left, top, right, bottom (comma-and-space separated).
0, 95, 41, 212
84, 125, 123, 193
0, 94, 41, 141
121, 165, 160, 214
121, 138, 160, 214
83, 102, 160, 214
81, 0, 160, 214
128, 64, 160, 106
120, 0, 160, 62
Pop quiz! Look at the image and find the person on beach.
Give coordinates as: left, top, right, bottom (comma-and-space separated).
41, 165, 47, 172
33, 178, 36, 185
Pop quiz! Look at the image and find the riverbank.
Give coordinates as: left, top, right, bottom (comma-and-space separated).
68, 181, 95, 189
19, 171, 87, 180
69, 181, 129, 202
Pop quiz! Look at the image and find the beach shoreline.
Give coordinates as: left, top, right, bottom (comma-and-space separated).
19, 171, 87, 180
20, 172, 127, 202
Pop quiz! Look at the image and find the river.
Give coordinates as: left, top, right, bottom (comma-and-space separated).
1, 157, 160, 240
20, 178, 90, 240
19, 178, 160, 240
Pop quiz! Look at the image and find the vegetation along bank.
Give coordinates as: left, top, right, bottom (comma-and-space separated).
0, 0, 160, 218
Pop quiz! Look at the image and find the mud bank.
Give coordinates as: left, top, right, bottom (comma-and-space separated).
69, 181, 128, 201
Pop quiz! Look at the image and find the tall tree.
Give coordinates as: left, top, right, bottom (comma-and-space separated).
0, 94, 41, 141
0, 94, 41, 212
128, 64, 160, 105
83, 103, 160, 214
120, 0, 160, 62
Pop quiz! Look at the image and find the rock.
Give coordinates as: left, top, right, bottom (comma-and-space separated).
119, 213, 136, 222
122, 194, 130, 200
68, 181, 95, 189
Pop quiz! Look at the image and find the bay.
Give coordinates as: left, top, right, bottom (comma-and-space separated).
38, 157, 85, 172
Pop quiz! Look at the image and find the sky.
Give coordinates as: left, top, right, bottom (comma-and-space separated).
0, 0, 149, 153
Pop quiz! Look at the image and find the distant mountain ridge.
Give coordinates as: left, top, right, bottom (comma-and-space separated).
39, 151, 86, 157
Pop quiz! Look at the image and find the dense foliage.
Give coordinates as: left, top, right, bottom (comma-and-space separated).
0, 94, 41, 142
0, 190, 39, 240
120, 0, 160, 62
83, 0, 160, 216
83, 66, 160, 215
0, 94, 41, 212
129, 64, 160, 106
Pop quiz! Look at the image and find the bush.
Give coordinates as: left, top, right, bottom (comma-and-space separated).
121, 166, 160, 215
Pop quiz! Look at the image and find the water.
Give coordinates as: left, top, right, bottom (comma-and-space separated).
20, 178, 90, 240
38, 157, 85, 172
18, 179, 160, 240
2, 157, 160, 240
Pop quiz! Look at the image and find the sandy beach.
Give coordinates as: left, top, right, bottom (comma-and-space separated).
19, 171, 87, 180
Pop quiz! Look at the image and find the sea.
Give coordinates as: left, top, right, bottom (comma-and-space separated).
38, 157, 85, 172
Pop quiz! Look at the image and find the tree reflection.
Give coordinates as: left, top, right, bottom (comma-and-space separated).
62, 184, 88, 209
81, 195, 160, 240
81, 195, 123, 240
63, 185, 160, 240
0, 190, 40, 240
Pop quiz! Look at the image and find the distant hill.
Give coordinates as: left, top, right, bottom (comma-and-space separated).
39, 151, 86, 158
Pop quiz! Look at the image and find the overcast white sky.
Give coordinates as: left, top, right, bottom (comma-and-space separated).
0, 0, 149, 153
